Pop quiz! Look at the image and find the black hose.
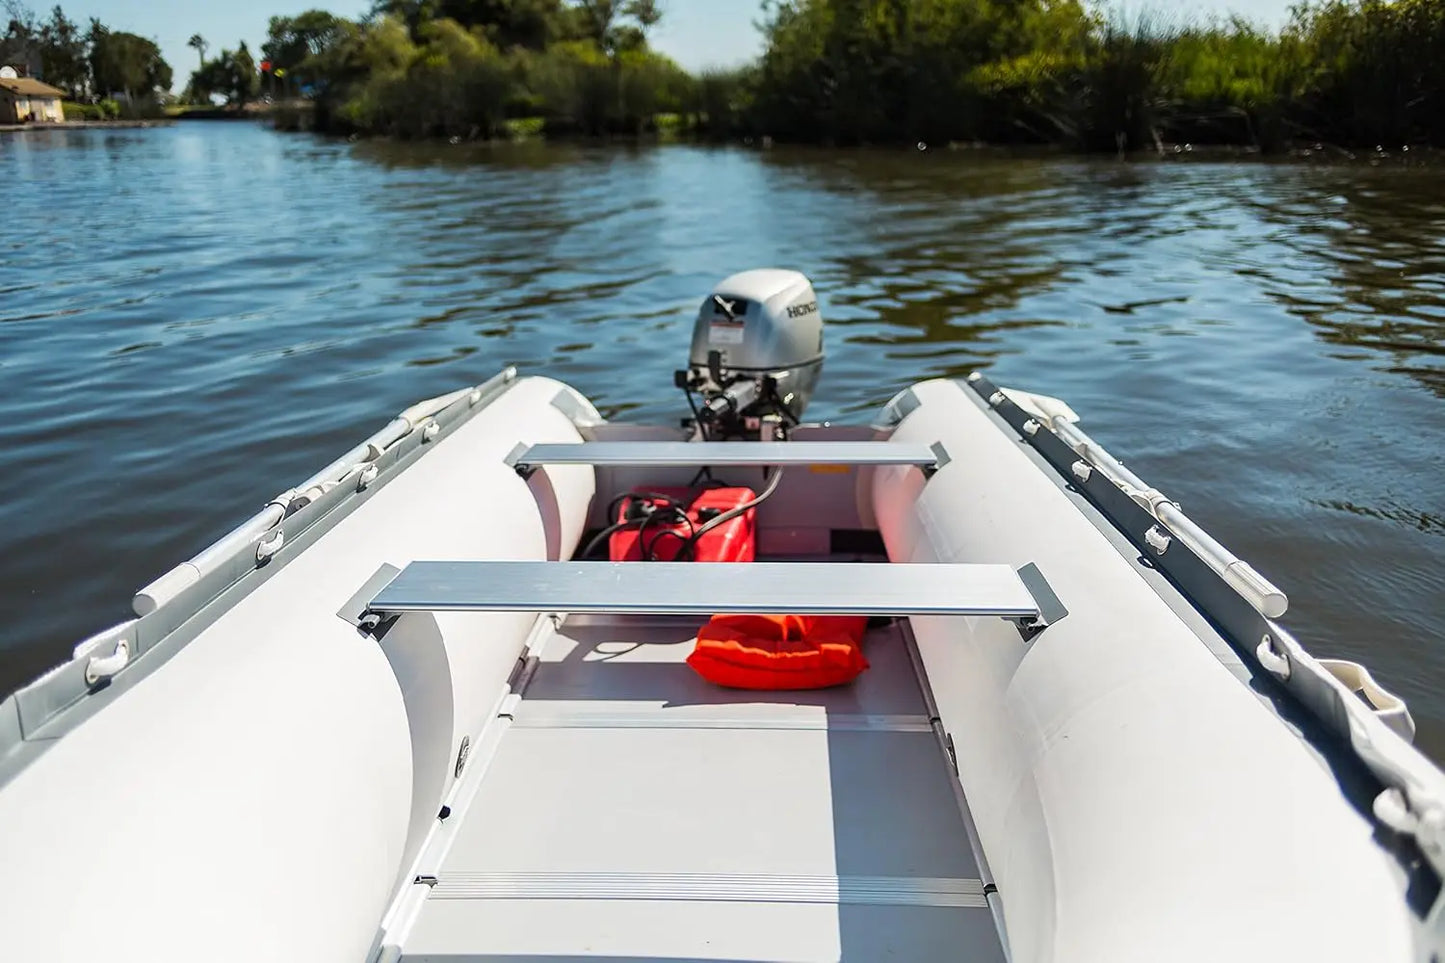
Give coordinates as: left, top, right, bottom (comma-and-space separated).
579, 519, 639, 560
688, 465, 730, 488
644, 513, 696, 561
582, 491, 690, 560
682, 386, 708, 440
609, 490, 684, 521
606, 491, 633, 520
677, 467, 784, 561
584, 476, 776, 563
634, 509, 663, 562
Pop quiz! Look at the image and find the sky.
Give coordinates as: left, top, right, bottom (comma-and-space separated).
36, 0, 1301, 91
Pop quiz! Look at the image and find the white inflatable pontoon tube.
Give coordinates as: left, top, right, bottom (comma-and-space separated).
873, 378, 1412, 963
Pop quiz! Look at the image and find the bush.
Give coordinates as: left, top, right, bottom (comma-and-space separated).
59, 99, 140, 122
1287, 0, 1445, 145
523, 41, 615, 134
745, 0, 1445, 150
1078, 19, 1173, 153
691, 68, 755, 137
63, 101, 104, 120
273, 0, 1445, 148
749, 0, 1097, 145
303, 8, 703, 140
334, 16, 513, 139
116, 98, 166, 120
504, 115, 545, 138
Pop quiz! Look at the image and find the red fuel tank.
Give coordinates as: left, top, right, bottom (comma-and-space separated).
608, 487, 757, 562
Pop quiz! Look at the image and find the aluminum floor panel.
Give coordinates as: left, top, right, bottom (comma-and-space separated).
522, 615, 925, 716
404, 900, 1004, 962
401, 617, 1004, 963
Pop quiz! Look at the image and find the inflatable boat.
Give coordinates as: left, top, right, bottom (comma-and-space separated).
2, 269, 1443, 963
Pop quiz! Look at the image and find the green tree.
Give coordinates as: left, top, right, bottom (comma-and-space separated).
232, 40, 257, 105
429, 0, 564, 48
623, 0, 659, 35
294, 16, 373, 104
39, 6, 86, 96
371, 0, 567, 48
338, 16, 513, 137
188, 43, 258, 106
1, 1, 42, 78
187, 56, 225, 102
751, 0, 1099, 144
569, 0, 659, 56
368, 0, 433, 38
88, 21, 171, 99
262, 10, 345, 88
572, 0, 613, 44
3, 4, 91, 96
187, 33, 207, 71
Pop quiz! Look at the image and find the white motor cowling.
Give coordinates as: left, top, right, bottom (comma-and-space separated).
680, 269, 824, 438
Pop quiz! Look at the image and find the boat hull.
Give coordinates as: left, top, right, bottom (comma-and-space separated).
0, 370, 1434, 962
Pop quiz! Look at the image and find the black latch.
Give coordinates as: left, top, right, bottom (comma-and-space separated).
503, 441, 536, 479
338, 563, 403, 638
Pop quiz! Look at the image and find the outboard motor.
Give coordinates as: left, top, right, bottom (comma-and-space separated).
676, 269, 824, 439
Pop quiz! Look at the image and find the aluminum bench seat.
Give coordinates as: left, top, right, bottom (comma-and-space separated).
366, 560, 1045, 621
505, 440, 946, 472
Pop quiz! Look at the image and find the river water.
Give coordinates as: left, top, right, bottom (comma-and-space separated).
2, 122, 1442, 755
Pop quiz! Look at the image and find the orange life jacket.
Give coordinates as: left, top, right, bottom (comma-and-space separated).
687, 613, 870, 690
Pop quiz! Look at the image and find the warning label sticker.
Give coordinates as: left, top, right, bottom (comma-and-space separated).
709, 321, 746, 345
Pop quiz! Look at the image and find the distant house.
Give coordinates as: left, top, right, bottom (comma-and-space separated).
0, 74, 67, 124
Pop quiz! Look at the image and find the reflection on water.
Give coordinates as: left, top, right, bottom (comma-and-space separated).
2, 124, 1443, 756
1249, 175, 1445, 398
